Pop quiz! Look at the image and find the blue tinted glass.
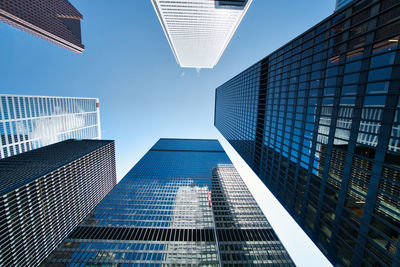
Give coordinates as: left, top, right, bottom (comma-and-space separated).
340, 97, 356, 106
346, 48, 364, 61
342, 85, 358, 95
1, 96, 8, 120
302, 48, 312, 58
326, 67, 338, 77
332, 12, 346, 25
363, 95, 386, 106
322, 97, 334, 105
310, 89, 319, 97
365, 82, 389, 94
368, 67, 392, 81
312, 61, 323, 71
343, 73, 360, 84
8, 97, 15, 119
370, 52, 396, 68
325, 77, 337, 87
314, 42, 327, 53
344, 60, 362, 73
324, 87, 336, 96
152, 139, 223, 151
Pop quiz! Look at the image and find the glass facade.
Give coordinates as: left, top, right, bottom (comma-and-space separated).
0, 139, 116, 266
0, 95, 101, 159
44, 138, 293, 265
215, 0, 400, 265
212, 167, 292, 265
336, 0, 356, 11
0, 0, 84, 52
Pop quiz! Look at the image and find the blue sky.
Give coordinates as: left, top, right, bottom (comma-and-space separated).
0, 0, 336, 265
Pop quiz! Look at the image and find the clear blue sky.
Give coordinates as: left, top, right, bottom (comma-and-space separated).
0, 0, 336, 266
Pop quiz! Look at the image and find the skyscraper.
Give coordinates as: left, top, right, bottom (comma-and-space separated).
44, 138, 294, 265
151, 0, 252, 68
0, 139, 116, 266
0, 0, 84, 53
336, 0, 355, 11
0, 94, 101, 159
215, 0, 400, 265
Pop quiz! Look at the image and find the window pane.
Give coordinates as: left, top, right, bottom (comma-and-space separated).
368, 67, 392, 81
365, 82, 390, 94
364, 96, 386, 107
370, 52, 396, 68
344, 60, 362, 73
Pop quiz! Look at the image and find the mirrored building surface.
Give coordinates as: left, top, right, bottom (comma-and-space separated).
336, 0, 355, 11
0, 0, 84, 52
44, 138, 293, 266
0, 139, 116, 266
215, 0, 400, 265
151, 0, 252, 68
0, 94, 101, 159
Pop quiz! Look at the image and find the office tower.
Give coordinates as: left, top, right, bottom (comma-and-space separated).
0, 0, 84, 52
336, 0, 355, 11
215, 0, 400, 265
0, 94, 101, 159
151, 0, 252, 68
44, 138, 294, 265
0, 139, 116, 266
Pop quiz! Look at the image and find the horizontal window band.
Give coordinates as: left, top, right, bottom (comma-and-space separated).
69, 226, 216, 242
68, 226, 278, 242
150, 149, 225, 153
217, 228, 278, 242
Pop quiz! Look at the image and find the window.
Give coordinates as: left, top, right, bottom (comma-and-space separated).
368, 67, 392, 81
342, 85, 358, 95
344, 60, 362, 73
370, 52, 396, 68
365, 82, 389, 94
375, 20, 400, 40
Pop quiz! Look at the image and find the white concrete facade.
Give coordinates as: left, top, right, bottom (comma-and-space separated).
151, 0, 252, 68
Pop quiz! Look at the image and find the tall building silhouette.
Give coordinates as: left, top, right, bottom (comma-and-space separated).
336, 0, 355, 11
0, 139, 116, 266
0, 0, 84, 52
0, 94, 101, 159
151, 0, 252, 68
44, 138, 294, 265
215, 0, 400, 265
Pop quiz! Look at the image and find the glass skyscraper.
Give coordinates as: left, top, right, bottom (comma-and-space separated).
44, 138, 293, 265
151, 0, 252, 68
0, 94, 101, 159
0, 0, 84, 53
336, 0, 356, 11
0, 139, 116, 266
215, 0, 400, 265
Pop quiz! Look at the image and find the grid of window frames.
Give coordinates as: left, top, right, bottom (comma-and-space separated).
336, 0, 356, 11
44, 139, 293, 266
151, 0, 252, 68
0, 140, 116, 266
215, 0, 400, 265
0, 95, 101, 159
212, 167, 293, 265
215, 63, 260, 165
0, 0, 85, 52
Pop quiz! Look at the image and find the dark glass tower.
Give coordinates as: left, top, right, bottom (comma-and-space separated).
215, 0, 400, 266
0, 139, 116, 266
0, 0, 85, 52
44, 138, 294, 266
